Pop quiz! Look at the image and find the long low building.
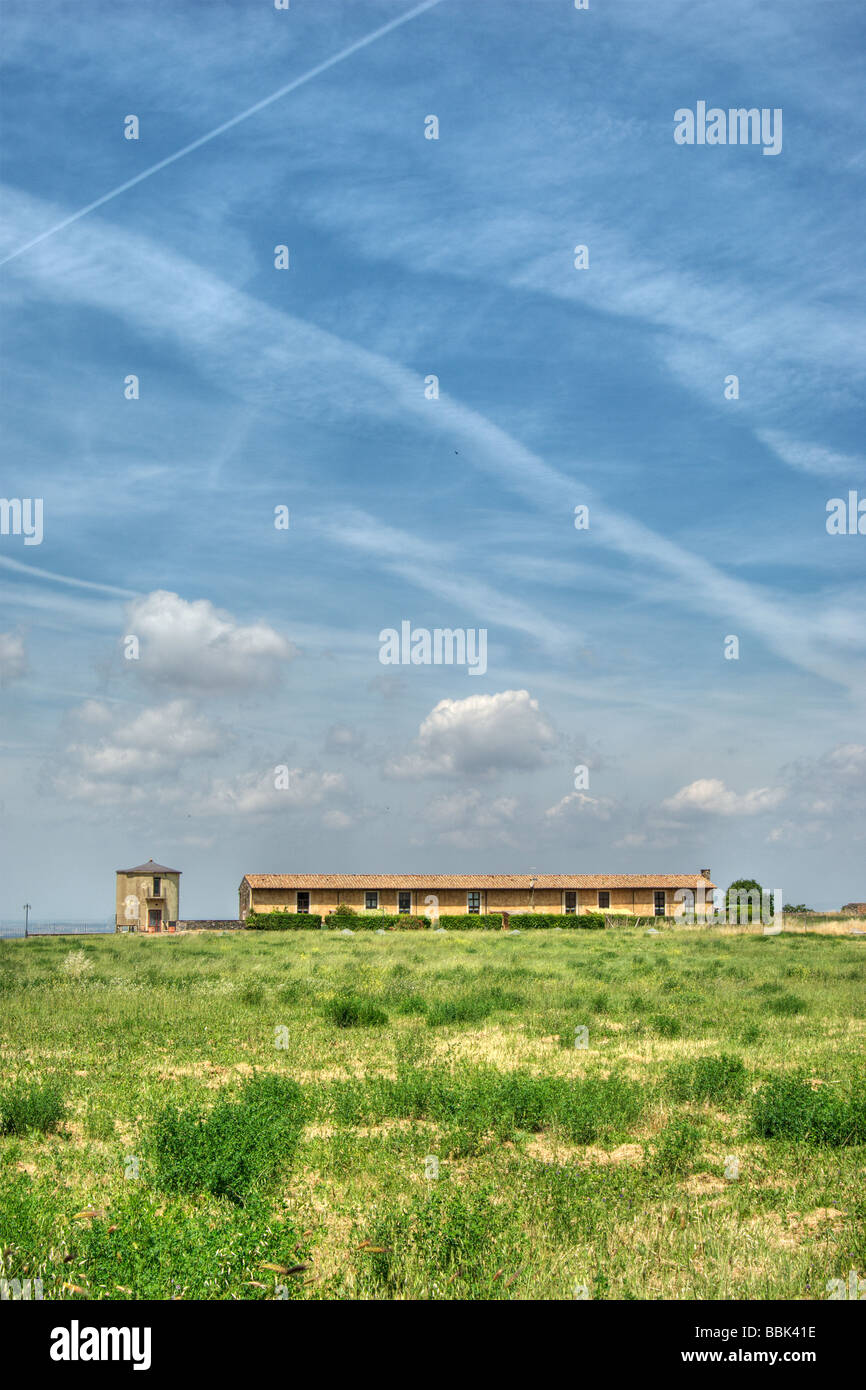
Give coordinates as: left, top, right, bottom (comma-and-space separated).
239, 871, 717, 920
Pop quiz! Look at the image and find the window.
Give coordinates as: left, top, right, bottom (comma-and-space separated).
654, 890, 666, 917
467, 891, 481, 914
365, 891, 378, 911
153, 877, 161, 896
564, 892, 577, 914
297, 891, 310, 914
398, 891, 411, 914
597, 890, 610, 910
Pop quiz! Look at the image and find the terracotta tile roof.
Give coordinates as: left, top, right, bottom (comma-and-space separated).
243, 872, 716, 890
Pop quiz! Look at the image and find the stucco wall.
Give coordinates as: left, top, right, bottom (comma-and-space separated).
115, 872, 180, 929
242, 884, 688, 918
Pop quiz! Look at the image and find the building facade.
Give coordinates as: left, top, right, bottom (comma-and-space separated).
116, 859, 181, 932
239, 872, 716, 921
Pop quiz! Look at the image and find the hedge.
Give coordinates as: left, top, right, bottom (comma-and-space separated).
509, 912, 605, 930
245, 911, 323, 930
437, 912, 606, 930
328, 914, 431, 932
246, 909, 658, 932
437, 914, 503, 930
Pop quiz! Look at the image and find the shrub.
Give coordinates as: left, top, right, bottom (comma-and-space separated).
555, 1074, 644, 1142
667, 1053, 747, 1103
438, 914, 503, 931
326, 1067, 644, 1145
0, 1080, 66, 1135
246, 911, 323, 931
329, 914, 430, 931
752, 1077, 866, 1146
324, 993, 389, 1028
578, 912, 607, 930
650, 1116, 703, 1173
434, 912, 606, 930
424, 985, 525, 1027
151, 1073, 305, 1202
353, 1182, 529, 1300
652, 1013, 681, 1038
765, 992, 808, 1016
512, 912, 605, 930
81, 1190, 312, 1299
62, 950, 94, 980
0, 1177, 313, 1300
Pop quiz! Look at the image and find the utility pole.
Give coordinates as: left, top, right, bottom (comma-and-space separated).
23, 903, 31, 937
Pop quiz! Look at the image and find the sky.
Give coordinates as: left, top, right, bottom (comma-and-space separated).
0, 0, 864, 920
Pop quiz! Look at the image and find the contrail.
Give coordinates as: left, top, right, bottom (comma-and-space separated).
0, 555, 138, 596
0, 0, 443, 269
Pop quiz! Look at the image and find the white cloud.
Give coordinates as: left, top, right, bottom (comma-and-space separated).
64, 700, 225, 799
7, 181, 861, 693
61, 698, 347, 818
544, 790, 614, 821
386, 689, 556, 779
770, 744, 866, 825
323, 723, 365, 755
823, 743, 866, 780
0, 631, 26, 685
193, 767, 345, 817
321, 510, 570, 653
662, 777, 786, 817
766, 820, 833, 847
756, 429, 864, 477
124, 590, 295, 691
421, 787, 518, 848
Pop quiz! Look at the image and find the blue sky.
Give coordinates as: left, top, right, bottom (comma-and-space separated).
1, 0, 864, 918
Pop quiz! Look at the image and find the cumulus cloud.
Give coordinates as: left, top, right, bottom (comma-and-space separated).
62, 699, 225, 802
766, 820, 833, 846
386, 689, 556, 780
661, 778, 786, 817
192, 767, 346, 817
0, 631, 26, 685
420, 787, 519, 847
58, 694, 350, 821
545, 791, 614, 821
124, 590, 295, 691
822, 744, 866, 780
769, 743, 866, 826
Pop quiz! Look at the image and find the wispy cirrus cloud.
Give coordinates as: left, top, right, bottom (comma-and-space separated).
3, 184, 862, 691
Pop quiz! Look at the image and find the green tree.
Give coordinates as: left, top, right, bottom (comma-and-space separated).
726, 879, 772, 923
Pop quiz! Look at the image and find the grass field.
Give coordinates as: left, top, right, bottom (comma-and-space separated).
1, 926, 864, 1300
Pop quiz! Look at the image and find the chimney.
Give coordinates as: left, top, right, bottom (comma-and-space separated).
700, 868, 711, 879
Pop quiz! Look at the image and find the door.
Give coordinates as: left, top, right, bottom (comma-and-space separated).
148, 908, 162, 930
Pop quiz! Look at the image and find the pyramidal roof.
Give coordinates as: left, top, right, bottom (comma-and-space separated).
119, 859, 181, 875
